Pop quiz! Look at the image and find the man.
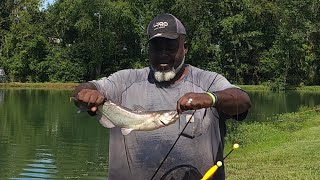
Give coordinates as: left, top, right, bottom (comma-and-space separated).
73, 13, 251, 180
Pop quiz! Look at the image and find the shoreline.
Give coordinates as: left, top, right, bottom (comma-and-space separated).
240, 85, 320, 92
1, 83, 320, 92
0, 82, 79, 90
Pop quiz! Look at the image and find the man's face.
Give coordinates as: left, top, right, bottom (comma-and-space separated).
148, 36, 186, 82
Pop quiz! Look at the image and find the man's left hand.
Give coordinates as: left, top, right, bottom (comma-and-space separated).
176, 92, 213, 113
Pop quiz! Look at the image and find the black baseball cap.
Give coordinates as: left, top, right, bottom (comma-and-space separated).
147, 13, 186, 41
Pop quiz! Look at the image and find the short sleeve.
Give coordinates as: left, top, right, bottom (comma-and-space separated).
90, 70, 132, 103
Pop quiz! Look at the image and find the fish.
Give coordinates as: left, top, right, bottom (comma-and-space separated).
96, 100, 179, 135
71, 97, 179, 135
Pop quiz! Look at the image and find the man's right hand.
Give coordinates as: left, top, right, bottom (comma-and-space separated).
76, 89, 105, 112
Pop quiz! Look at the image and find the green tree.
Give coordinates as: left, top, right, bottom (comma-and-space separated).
0, 0, 15, 71
1, 0, 48, 82
45, 0, 143, 81
1, 0, 319, 86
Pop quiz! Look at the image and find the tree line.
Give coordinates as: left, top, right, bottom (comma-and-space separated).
0, 0, 319, 90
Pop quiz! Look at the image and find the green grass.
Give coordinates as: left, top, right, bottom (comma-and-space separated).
239, 85, 270, 91
224, 107, 320, 180
296, 86, 320, 92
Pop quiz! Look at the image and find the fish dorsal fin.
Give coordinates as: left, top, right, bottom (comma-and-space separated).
121, 128, 133, 135
132, 105, 146, 113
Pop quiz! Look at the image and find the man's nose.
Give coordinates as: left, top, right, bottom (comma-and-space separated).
156, 48, 170, 55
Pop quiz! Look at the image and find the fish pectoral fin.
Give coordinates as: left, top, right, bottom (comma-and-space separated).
121, 128, 133, 135
97, 114, 115, 128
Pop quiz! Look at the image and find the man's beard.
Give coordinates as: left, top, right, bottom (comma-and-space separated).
152, 56, 185, 82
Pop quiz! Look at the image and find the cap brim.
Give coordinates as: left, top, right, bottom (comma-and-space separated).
148, 32, 180, 42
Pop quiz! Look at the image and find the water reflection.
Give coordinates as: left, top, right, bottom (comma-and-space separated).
0, 90, 3, 104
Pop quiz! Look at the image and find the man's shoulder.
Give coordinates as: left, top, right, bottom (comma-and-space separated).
189, 65, 238, 92
110, 67, 150, 83
115, 67, 149, 74
189, 65, 217, 75
186, 65, 232, 91
187, 65, 220, 81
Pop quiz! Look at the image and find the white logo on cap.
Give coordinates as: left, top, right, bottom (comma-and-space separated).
154, 33, 162, 37
153, 21, 168, 30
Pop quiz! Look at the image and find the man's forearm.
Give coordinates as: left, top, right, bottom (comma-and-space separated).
215, 88, 251, 116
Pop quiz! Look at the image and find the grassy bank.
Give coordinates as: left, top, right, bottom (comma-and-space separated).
239, 85, 270, 91
224, 106, 320, 179
0, 82, 79, 89
240, 85, 320, 92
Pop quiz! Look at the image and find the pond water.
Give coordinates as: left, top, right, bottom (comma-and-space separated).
0, 89, 319, 179
0, 89, 108, 179
246, 90, 320, 121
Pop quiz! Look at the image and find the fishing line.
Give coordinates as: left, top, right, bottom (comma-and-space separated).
150, 72, 219, 180
201, 50, 242, 180
232, 48, 240, 161
234, 48, 239, 122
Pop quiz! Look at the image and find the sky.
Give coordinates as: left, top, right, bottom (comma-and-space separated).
45, 0, 55, 5
43, 0, 55, 8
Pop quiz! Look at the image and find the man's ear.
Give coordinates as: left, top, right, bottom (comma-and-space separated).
184, 42, 188, 54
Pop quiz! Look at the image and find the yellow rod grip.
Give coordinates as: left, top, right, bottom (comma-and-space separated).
201, 161, 223, 180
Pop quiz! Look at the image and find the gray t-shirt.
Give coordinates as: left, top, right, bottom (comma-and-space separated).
91, 65, 237, 180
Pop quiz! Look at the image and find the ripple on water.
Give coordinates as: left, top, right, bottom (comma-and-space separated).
10, 147, 58, 179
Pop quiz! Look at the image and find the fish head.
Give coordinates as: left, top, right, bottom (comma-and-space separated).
70, 97, 89, 113
157, 111, 179, 126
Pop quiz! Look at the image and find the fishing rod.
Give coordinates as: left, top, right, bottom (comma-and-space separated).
201, 143, 239, 180
150, 74, 219, 180
150, 53, 242, 179
200, 49, 242, 180
200, 48, 242, 180
201, 50, 239, 180
150, 108, 197, 180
